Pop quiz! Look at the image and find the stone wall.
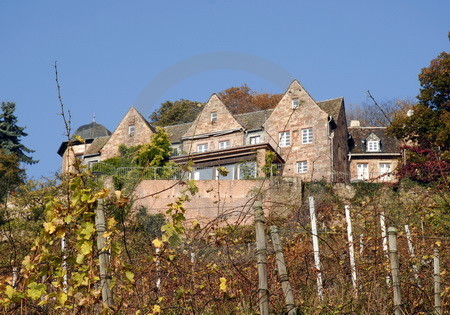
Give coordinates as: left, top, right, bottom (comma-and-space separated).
132, 177, 303, 225
263, 80, 332, 180
101, 107, 154, 159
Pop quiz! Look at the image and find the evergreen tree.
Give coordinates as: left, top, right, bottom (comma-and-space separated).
0, 102, 37, 164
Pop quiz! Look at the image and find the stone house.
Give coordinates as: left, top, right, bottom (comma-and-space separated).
58, 80, 350, 182
348, 120, 402, 182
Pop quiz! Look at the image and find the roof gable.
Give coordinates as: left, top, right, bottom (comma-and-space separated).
183, 94, 243, 138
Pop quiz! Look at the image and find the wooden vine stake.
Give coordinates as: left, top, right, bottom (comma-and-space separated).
380, 211, 390, 285
345, 205, 357, 291
404, 225, 420, 287
270, 226, 296, 314
309, 196, 323, 299
388, 227, 401, 315
434, 249, 442, 315
61, 236, 68, 292
254, 200, 269, 315
95, 199, 114, 307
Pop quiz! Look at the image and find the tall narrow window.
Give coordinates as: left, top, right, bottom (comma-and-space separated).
297, 161, 308, 173
302, 128, 313, 144
292, 98, 300, 109
279, 131, 291, 147
211, 112, 217, 122
219, 140, 230, 149
128, 125, 135, 135
379, 163, 392, 181
357, 163, 369, 180
197, 143, 208, 153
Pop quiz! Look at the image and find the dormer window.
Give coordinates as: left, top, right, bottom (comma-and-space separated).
367, 140, 379, 152
292, 98, 299, 109
211, 112, 217, 123
128, 125, 135, 135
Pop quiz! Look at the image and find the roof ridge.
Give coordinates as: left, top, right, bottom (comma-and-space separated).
234, 108, 274, 117
317, 96, 344, 102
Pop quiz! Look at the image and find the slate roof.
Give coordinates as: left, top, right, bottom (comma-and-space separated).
317, 97, 344, 121
73, 122, 111, 140
163, 122, 193, 143
348, 127, 401, 154
234, 109, 273, 130
85, 136, 111, 156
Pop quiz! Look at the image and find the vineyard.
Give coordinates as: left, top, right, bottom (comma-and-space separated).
0, 168, 448, 314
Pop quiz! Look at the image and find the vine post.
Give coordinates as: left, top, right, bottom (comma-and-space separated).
434, 249, 442, 315
270, 226, 296, 314
404, 225, 420, 286
309, 196, 323, 299
345, 205, 357, 292
95, 199, 114, 307
387, 227, 401, 315
254, 200, 269, 315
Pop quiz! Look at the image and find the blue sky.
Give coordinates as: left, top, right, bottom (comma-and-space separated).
0, 0, 448, 179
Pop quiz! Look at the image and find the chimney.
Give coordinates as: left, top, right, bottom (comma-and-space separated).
350, 120, 360, 127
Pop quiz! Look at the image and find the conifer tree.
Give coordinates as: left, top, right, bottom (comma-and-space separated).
0, 102, 37, 164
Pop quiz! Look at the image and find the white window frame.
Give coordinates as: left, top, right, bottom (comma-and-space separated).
302, 128, 313, 144
279, 131, 291, 147
379, 163, 392, 181
219, 140, 230, 149
249, 135, 261, 144
297, 161, 308, 173
292, 98, 300, 109
211, 112, 217, 123
367, 140, 379, 152
357, 163, 369, 180
197, 143, 208, 153
128, 125, 135, 135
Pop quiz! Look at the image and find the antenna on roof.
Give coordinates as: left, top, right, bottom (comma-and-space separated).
93, 113, 96, 123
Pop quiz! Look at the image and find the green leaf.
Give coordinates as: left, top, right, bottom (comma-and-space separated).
80, 242, 92, 255
125, 271, 135, 283
5, 285, 15, 299
26, 282, 46, 300
80, 222, 95, 239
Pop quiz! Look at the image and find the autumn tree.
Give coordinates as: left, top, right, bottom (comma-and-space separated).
0, 102, 36, 164
388, 52, 450, 183
149, 99, 203, 127
218, 84, 282, 114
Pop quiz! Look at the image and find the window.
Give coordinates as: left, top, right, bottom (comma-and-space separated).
357, 163, 369, 180
379, 163, 392, 181
238, 162, 257, 179
367, 140, 379, 152
279, 131, 291, 147
250, 135, 261, 144
292, 98, 300, 109
128, 125, 135, 135
211, 112, 217, 122
297, 161, 308, 173
219, 140, 230, 149
302, 128, 313, 144
197, 143, 208, 153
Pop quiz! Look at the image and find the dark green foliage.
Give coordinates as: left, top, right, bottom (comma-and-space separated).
0, 102, 36, 164
149, 99, 203, 126
0, 149, 25, 202
135, 207, 165, 237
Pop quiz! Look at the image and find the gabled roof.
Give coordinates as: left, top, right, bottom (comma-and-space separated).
84, 136, 111, 156
234, 109, 273, 130
163, 122, 193, 143
317, 97, 344, 121
348, 126, 401, 154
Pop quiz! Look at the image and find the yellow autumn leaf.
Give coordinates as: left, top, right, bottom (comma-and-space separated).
151, 304, 161, 314
43, 222, 56, 234
219, 277, 227, 293
152, 238, 163, 248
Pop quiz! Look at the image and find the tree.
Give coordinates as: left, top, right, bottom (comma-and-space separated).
417, 52, 450, 111
149, 99, 203, 127
0, 102, 36, 164
388, 52, 450, 161
217, 84, 282, 114
347, 99, 414, 127
0, 149, 25, 202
